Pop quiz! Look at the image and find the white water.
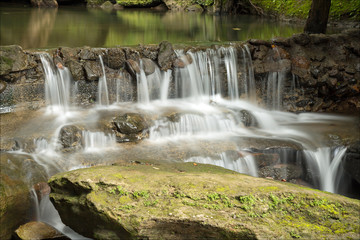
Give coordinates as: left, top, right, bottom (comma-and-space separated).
82, 130, 116, 152
14, 46, 355, 237
97, 55, 110, 107
40, 54, 72, 114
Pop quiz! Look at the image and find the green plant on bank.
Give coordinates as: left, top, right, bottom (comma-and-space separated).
251, 0, 360, 20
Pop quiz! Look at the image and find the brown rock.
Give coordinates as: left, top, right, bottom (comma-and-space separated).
15, 221, 68, 240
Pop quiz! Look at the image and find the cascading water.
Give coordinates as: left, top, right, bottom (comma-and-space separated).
10, 45, 356, 237
40, 53, 72, 113
97, 55, 110, 106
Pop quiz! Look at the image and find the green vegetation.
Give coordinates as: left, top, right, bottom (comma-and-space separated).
252, 0, 360, 20
49, 163, 360, 239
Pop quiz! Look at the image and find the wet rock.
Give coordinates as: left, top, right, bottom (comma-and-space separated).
112, 113, 151, 142
142, 58, 156, 75
258, 163, 303, 181
139, 45, 159, 61
113, 113, 148, 134
79, 48, 101, 61
113, 3, 124, 10
238, 109, 257, 127
0, 153, 48, 240
343, 141, 360, 184
105, 48, 126, 69
272, 37, 291, 47
124, 48, 140, 61
173, 54, 193, 68
291, 56, 310, 78
30, 0, 58, 8
0, 80, 7, 94
33, 182, 51, 202
59, 125, 83, 150
66, 59, 84, 81
310, 33, 330, 44
14, 221, 67, 240
126, 59, 140, 78
158, 41, 176, 71
84, 61, 102, 81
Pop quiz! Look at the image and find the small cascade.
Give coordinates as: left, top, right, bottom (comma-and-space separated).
220, 46, 239, 100
160, 70, 172, 102
304, 147, 347, 193
116, 72, 134, 103
185, 150, 258, 177
137, 60, 150, 103
266, 71, 287, 110
97, 55, 110, 106
40, 53, 72, 113
240, 45, 256, 101
149, 112, 239, 139
82, 131, 116, 152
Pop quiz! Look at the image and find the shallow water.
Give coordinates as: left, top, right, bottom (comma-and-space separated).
0, 3, 304, 48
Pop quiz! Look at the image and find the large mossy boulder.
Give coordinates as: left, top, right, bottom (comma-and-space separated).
0, 45, 36, 78
49, 163, 360, 240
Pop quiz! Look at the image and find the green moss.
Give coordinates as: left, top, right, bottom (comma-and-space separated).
252, 0, 360, 20
116, 0, 161, 7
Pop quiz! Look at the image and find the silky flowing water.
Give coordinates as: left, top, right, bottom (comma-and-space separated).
2, 46, 359, 238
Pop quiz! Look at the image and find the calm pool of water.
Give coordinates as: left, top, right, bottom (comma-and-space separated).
0, 4, 304, 48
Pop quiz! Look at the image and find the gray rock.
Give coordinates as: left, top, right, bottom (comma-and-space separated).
105, 48, 126, 69
66, 60, 84, 81
158, 41, 175, 71
142, 58, 155, 75
14, 221, 67, 240
59, 125, 83, 150
126, 59, 140, 78
84, 61, 102, 81
0, 80, 7, 94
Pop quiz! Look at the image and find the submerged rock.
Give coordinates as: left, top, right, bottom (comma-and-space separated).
49, 163, 360, 240
14, 221, 67, 240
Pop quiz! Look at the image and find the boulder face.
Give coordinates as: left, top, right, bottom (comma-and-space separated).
14, 221, 66, 240
58, 125, 83, 150
112, 113, 151, 142
49, 163, 360, 240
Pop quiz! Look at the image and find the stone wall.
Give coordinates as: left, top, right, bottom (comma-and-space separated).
0, 29, 359, 114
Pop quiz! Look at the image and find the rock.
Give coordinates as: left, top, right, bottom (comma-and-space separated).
33, 182, 51, 202
49, 163, 360, 240
100, 1, 113, 9
186, 4, 203, 12
79, 48, 100, 61
142, 58, 156, 75
292, 33, 310, 46
238, 109, 257, 127
59, 125, 83, 150
105, 48, 126, 69
112, 113, 148, 134
173, 54, 193, 68
0, 152, 49, 240
65, 60, 84, 81
30, 0, 58, 8
248, 39, 271, 47
14, 221, 67, 240
0, 45, 36, 77
158, 41, 176, 71
116, 0, 162, 7
126, 59, 140, 78
272, 37, 291, 47
0, 80, 7, 94
83, 61, 102, 81
152, 2, 168, 11
343, 141, 360, 184
258, 163, 303, 181
113, 3, 124, 10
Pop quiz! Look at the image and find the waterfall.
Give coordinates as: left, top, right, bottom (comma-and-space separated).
97, 55, 109, 106
160, 70, 172, 102
221, 46, 239, 100
137, 60, 150, 103
40, 53, 72, 113
82, 131, 116, 152
304, 147, 347, 193
185, 150, 258, 177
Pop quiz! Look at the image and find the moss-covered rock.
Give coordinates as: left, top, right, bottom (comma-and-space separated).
116, 0, 162, 7
49, 162, 360, 240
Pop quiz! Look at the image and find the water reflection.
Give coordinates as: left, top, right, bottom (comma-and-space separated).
0, 4, 304, 48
